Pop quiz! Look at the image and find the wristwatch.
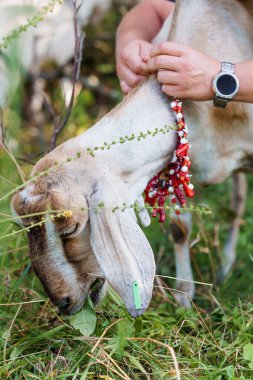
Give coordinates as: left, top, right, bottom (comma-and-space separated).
212, 62, 239, 108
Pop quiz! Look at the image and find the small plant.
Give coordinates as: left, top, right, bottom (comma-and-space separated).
86, 125, 176, 157
0, 0, 63, 50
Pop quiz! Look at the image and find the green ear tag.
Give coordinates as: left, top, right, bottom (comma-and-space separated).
133, 281, 142, 310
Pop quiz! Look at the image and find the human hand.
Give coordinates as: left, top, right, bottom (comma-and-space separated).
147, 42, 221, 101
116, 39, 153, 94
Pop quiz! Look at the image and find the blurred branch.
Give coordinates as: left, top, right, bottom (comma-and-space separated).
84, 33, 115, 47
79, 75, 120, 101
49, 0, 85, 151
0, 109, 26, 183
29, 71, 120, 102
15, 149, 46, 166
15, 156, 37, 166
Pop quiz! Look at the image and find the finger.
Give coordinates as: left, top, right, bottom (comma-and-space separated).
126, 59, 147, 75
120, 80, 133, 95
117, 64, 145, 87
150, 42, 185, 58
139, 42, 152, 63
157, 69, 179, 85
122, 53, 147, 75
146, 55, 180, 73
161, 84, 180, 98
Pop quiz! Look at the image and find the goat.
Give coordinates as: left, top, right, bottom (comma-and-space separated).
12, 0, 253, 317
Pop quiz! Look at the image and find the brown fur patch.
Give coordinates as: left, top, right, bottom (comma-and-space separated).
170, 222, 188, 244
238, 0, 253, 20
211, 103, 250, 131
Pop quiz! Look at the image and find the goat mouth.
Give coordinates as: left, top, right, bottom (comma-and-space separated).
56, 279, 105, 316
57, 298, 84, 316
89, 278, 105, 304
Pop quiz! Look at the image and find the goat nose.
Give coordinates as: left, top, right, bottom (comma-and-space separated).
57, 297, 71, 312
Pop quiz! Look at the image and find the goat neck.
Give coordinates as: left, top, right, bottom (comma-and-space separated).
50, 78, 177, 203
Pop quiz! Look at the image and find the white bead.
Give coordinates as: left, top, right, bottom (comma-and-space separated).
180, 138, 188, 144
181, 166, 188, 173
176, 112, 183, 121
170, 101, 177, 108
169, 169, 175, 175
170, 195, 176, 200
178, 131, 184, 137
188, 184, 194, 190
174, 205, 180, 210
168, 186, 174, 193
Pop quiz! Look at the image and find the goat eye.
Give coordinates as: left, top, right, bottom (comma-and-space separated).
61, 223, 79, 237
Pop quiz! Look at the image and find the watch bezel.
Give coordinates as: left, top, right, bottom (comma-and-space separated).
212, 72, 239, 99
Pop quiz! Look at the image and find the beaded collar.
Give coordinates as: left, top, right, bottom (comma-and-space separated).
144, 99, 195, 222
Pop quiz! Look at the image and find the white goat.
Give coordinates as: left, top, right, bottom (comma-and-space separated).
12, 0, 253, 317
0, 0, 111, 106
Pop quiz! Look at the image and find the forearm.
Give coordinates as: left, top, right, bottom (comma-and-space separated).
116, 0, 174, 58
235, 60, 253, 103
146, 41, 253, 104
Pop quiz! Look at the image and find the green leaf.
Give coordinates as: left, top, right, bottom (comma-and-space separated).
10, 346, 22, 360
69, 302, 97, 336
2, 330, 10, 340
225, 366, 235, 378
125, 352, 148, 377
107, 319, 133, 359
243, 343, 253, 363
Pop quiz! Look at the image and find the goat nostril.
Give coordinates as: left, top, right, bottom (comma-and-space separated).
57, 297, 71, 311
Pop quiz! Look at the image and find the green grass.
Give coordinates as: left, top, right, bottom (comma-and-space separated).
1, 146, 253, 379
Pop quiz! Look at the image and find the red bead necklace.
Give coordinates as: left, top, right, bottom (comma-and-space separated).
144, 99, 195, 222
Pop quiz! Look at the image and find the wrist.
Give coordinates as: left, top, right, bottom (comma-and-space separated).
206, 60, 221, 101
234, 61, 253, 103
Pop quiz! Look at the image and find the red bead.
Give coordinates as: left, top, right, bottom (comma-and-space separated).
144, 99, 194, 223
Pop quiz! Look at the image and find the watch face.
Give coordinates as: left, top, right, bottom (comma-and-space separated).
216, 74, 237, 96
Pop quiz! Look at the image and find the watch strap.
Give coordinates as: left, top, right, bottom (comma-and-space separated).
213, 96, 230, 108
221, 62, 235, 74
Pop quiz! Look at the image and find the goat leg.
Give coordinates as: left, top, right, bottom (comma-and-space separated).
170, 213, 194, 308
218, 172, 247, 282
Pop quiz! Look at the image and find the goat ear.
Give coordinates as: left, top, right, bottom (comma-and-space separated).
87, 178, 155, 317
